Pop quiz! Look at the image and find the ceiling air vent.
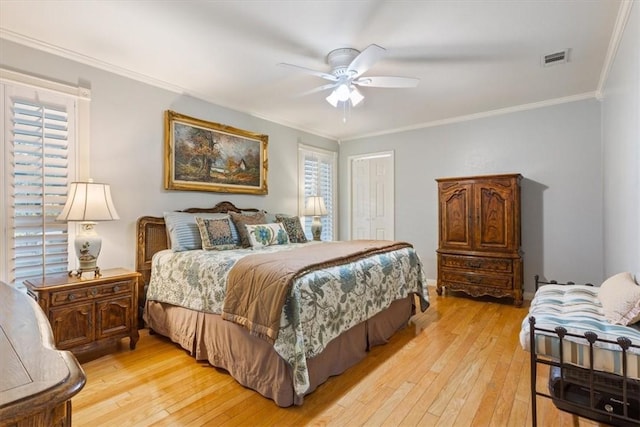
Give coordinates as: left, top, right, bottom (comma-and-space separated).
542, 49, 570, 67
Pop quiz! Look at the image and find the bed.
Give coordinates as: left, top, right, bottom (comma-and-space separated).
520, 274, 640, 426
136, 201, 429, 407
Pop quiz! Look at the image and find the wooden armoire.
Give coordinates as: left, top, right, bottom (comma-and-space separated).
436, 173, 523, 306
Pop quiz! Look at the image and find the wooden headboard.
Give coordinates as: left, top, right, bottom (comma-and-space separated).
135, 201, 259, 311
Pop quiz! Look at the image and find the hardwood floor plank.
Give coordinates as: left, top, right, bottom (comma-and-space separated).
365, 381, 414, 425
490, 340, 527, 426
71, 291, 615, 426
450, 320, 509, 426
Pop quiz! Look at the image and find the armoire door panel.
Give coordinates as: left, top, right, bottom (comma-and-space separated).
476, 185, 514, 250
440, 183, 473, 250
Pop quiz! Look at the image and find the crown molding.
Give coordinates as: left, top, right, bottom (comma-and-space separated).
343, 92, 598, 142
0, 29, 188, 95
596, 0, 634, 99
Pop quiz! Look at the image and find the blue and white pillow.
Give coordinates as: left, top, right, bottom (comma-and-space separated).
245, 223, 290, 248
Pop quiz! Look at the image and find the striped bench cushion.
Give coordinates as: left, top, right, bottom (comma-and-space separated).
520, 284, 640, 379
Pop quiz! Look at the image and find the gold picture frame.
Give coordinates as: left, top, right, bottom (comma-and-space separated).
164, 110, 268, 194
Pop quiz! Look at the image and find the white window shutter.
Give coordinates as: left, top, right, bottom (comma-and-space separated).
298, 145, 337, 241
3, 84, 77, 287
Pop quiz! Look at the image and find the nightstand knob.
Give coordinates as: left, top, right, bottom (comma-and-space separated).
91, 288, 98, 296
113, 285, 120, 292
68, 294, 76, 301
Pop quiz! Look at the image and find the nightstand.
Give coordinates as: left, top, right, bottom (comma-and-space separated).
24, 268, 140, 354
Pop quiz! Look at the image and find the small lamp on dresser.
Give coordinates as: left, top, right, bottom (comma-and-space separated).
304, 195, 327, 241
57, 179, 119, 277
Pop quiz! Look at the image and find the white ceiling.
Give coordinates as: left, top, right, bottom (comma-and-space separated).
0, 1, 623, 141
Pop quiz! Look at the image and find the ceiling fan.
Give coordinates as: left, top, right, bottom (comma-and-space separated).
278, 44, 419, 108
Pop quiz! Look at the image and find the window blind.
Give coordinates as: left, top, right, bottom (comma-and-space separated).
4, 90, 76, 286
299, 146, 336, 241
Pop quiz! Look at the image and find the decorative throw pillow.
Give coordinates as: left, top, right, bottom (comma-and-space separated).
229, 211, 267, 247
276, 215, 308, 243
598, 272, 640, 325
245, 223, 290, 248
264, 212, 291, 223
164, 211, 237, 251
195, 217, 238, 251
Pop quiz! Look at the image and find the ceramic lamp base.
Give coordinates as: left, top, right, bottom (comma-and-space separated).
72, 222, 102, 277
311, 216, 322, 241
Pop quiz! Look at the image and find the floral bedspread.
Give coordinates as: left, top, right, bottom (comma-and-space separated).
147, 242, 429, 396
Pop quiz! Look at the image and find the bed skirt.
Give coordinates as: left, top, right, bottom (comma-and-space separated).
144, 296, 415, 407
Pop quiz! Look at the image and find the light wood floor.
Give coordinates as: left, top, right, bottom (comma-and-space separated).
72, 289, 608, 426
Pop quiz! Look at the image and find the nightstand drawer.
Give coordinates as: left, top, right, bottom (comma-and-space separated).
50, 280, 133, 306
440, 254, 513, 273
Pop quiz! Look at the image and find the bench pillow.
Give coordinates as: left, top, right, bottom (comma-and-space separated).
598, 272, 640, 326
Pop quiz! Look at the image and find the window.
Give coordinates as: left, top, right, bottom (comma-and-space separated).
298, 144, 337, 241
1, 70, 88, 288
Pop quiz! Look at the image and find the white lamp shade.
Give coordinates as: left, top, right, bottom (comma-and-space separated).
325, 90, 340, 107
304, 196, 328, 216
57, 181, 120, 221
350, 87, 364, 106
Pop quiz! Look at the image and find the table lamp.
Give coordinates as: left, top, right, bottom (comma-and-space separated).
304, 195, 327, 241
57, 180, 119, 277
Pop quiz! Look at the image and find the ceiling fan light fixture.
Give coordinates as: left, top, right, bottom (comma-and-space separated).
325, 90, 340, 107
349, 87, 364, 106
326, 84, 364, 108
281, 44, 417, 113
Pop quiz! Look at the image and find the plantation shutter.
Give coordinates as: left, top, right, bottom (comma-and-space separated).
3, 83, 77, 287
298, 145, 337, 241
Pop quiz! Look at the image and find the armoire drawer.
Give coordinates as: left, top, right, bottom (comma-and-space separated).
440, 270, 514, 289
440, 254, 513, 273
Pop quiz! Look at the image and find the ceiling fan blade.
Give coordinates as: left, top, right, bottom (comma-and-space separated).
297, 82, 338, 97
277, 63, 338, 81
346, 44, 386, 78
353, 76, 420, 88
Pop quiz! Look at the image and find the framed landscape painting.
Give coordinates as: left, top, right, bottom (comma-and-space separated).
164, 110, 268, 194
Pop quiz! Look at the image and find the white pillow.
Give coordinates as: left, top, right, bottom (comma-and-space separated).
598, 272, 640, 325
245, 223, 290, 248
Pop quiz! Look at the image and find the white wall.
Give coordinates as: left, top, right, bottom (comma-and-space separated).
601, 1, 640, 278
339, 99, 604, 294
0, 40, 338, 272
